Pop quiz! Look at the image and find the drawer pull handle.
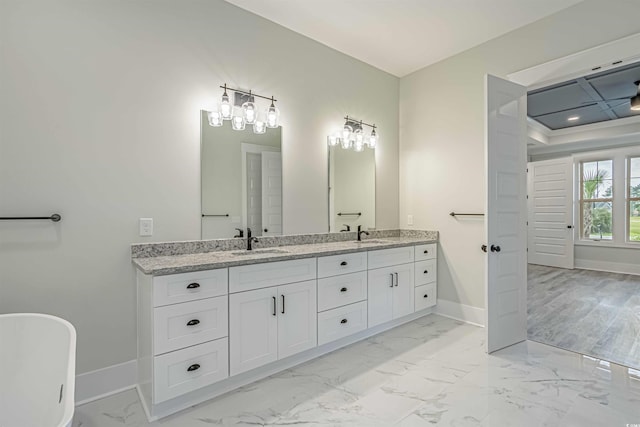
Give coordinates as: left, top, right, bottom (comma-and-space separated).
390, 273, 394, 288
340, 261, 348, 266
424, 270, 428, 274
394, 272, 399, 287
424, 294, 429, 298
187, 363, 201, 372
340, 318, 348, 324
340, 287, 348, 292
186, 319, 200, 326
272, 296, 276, 316
281, 294, 285, 314
186, 283, 200, 289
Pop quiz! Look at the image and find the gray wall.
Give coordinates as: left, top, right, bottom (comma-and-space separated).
0, 0, 399, 373
399, 0, 640, 310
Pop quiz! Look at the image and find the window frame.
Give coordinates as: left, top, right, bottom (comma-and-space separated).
573, 145, 640, 249
578, 158, 614, 241
628, 156, 640, 244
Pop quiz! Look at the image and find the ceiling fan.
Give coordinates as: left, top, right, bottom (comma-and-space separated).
581, 80, 640, 111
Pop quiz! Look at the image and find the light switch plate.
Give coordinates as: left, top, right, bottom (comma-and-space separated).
139, 218, 153, 236
407, 215, 414, 226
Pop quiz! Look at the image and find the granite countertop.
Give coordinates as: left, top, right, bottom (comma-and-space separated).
133, 235, 437, 276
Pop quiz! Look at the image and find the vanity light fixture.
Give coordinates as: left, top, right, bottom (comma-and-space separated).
329, 116, 379, 152
210, 84, 281, 134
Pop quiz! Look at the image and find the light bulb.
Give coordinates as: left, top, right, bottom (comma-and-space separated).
353, 139, 365, 152
253, 120, 266, 134
207, 109, 223, 127
341, 124, 352, 142
327, 132, 340, 146
231, 106, 245, 131
366, 128, 378, 149
242, 101, 256, 124
220, 90, 232, 120
340, 136, 352, 149
354, 128, 364, 146
266, 98, 280, 128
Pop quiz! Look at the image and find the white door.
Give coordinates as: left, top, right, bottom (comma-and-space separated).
391, 263, 415, 319
367, 266, 395, 327
277, 280, 317, 359
485, 74, 528, 353
229, 287, 278, 375
527, 158, 574, 269
246, 152, 262, 236
261, 151, 282, 236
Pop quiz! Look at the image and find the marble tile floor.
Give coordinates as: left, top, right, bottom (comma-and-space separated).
528, 264, 640, 370
74, 314, 640, 427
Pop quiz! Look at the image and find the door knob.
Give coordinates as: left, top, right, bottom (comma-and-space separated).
481, 245, 487, 253
490, 245, 501, 253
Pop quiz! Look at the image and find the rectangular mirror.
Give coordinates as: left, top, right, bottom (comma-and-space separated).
328, 145, 376, 232
201, 110, 283, 239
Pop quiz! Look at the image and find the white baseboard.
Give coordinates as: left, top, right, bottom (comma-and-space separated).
435, 299, 485, 327
75, 359, 137, 406
575, 259, 640, 276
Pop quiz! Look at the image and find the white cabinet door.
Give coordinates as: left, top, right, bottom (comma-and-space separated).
367, 265, 395, 327
277, 280, 317, 359
391, 263, 415, 319
229, 287, 278, 376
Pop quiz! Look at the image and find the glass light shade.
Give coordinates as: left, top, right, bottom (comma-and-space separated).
354, 128, 364, 146
340, 136, 352, 150
327, 132, 340, 146
353, 139, 365, 152
341, 124, 353, 142
631, 95, 640, 111
366, 129, 378, 149
253, 119, 266, 134
231, 107, 245, 130
220, 93, 232, 120
266, 104, 280, 128
242, 101, 257, 124
207, 109, 223, 127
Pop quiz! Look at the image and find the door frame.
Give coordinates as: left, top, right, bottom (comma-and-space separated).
484, 32, 640, 350
240, 143, 281, 232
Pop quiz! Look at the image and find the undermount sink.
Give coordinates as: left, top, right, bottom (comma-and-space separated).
231, 248, 290, 256
357, 239, 389, 244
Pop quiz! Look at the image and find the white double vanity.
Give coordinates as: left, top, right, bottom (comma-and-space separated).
132, 231, 438, 421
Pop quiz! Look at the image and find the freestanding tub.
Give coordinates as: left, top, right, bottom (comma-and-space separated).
0, 313, 76, 427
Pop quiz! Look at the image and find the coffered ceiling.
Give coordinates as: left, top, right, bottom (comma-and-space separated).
224, 0, 583, 77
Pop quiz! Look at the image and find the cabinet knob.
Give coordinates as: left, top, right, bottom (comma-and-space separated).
340, 287, 348, 292
423, 270, 428, 274
186, 283, 200, 289
424, 250, 428, 254
424, 294, 428, 298
187, 363, 201, 372
340, 318, 348, 324
186, 319, 200, 326
340, 261, 348, 266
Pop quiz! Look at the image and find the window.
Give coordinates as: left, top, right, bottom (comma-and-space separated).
580, 160, 613, 240
629, 157, 640, 242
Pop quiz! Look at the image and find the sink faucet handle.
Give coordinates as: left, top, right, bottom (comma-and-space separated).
234, 228, 244, 238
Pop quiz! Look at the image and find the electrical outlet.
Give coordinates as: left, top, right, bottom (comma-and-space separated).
139, 218, 153, 236
407, 215, 414, 226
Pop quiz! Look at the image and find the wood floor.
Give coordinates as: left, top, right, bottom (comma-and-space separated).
528, 264, 640, 369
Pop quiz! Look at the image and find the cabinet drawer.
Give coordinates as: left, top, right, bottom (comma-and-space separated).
153, 338, 228, 404
317, 252, 367, 278
415, 243, 437, 261
317, 271, 367, 312
318, 301, 367, 346
367, 246, 415, 269
154, 296, 228, 355
415, 259, 437, 286
229, 258, 316, 293
153, 269, 228, 307
415, 283, 437, 312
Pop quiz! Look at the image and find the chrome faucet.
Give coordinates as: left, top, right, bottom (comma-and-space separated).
234, 228, 244, 238
357, 225, 370, 241
247, 228, 258, 250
